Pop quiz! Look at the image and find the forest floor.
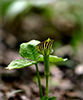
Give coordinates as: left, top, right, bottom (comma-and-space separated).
0, 50, 83, 100
0, 33, 83, 100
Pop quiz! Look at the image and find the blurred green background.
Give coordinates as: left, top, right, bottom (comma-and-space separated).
1, 0, 82, 43
1, 0, 83, 61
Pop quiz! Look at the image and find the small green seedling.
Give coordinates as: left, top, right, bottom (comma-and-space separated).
6, 38, 67, 100
4, 90, 24, 100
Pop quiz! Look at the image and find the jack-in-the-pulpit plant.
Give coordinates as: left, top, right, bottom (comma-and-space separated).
6, 38, 67, 100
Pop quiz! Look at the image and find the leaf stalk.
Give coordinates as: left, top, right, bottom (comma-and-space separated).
35, 63, 43, 98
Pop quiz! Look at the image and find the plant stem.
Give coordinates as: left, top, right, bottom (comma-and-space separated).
44, 55, 50, 97
46, 75, 49, 97
35, 63, 43, 98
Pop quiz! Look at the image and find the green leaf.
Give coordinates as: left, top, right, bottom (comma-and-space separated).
7, 90, 24, 96
4, 90, 24, 100
49, 55, 67, 63
36, 38, 54, 56
40, 96, 57, 100
48, 97, 57, 100
37, 55, 67, 63
5, 59, 36, 70
40, 96, 48, 100
19, 40, 40, 61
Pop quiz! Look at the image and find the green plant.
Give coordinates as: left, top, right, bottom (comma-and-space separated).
6, 38, 67, 100
4, 90, 24, 100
